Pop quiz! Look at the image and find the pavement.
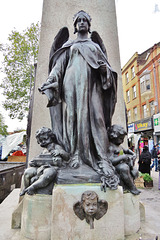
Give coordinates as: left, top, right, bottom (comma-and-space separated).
126, 168, 160, 240
0, 168, 160, 240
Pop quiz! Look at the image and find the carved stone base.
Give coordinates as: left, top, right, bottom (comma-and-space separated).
51, 184, 125, 240
13, 184, 141, 240
21, 194, 52, 240
123, 192, 140, 236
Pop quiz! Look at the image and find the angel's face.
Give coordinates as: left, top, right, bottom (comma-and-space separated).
76, 14, 89, 33
112, 134, 124, 145
37, 133, 51, 147
83, 198, 98, 216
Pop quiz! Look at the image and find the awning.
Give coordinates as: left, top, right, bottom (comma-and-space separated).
1, 131, 26, 160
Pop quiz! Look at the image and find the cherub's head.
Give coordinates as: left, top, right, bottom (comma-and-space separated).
73, 191, 108, 229
35, 127, 56, 148
108, 125, 127, 146
81, 191, 98, 216
73, 10, 91, 34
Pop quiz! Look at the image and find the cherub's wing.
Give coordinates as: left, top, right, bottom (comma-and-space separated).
90, 31, 107, 59
73, 201, 85, 220
95, 200, 108, 220
49, 27, 69, 74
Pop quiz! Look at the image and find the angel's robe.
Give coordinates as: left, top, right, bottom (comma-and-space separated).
46, 38, 117, 171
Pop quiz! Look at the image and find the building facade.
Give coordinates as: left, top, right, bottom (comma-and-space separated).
122, 42, 160, 153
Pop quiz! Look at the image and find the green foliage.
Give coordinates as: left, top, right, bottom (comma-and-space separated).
0, 22, 40, 120
0, 113, 8, 136
141, 173, 153, 182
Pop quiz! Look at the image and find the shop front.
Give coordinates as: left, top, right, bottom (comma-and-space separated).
153, 113, 160, 147
134, 117, 154, 155
128, 123, 134, 151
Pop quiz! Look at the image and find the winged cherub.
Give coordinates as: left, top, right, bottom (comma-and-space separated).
39, 10, 119, 190
73, 191, 108, 229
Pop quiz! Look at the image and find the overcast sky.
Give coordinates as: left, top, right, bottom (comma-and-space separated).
0, 0, 160, 131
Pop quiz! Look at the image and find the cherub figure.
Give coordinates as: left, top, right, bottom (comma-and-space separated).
107, 125, 140, 195
35, 127, 70, 162
73, 191, 108, 229
20, 127, 69, 196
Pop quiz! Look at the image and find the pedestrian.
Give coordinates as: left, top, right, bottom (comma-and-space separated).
151, 145, 158, 172
158, 155, 160, 190
138, 146, 151, 175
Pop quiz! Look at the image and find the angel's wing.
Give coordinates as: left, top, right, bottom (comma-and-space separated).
49, 27, 69, 74
95, 200, 108, 220
73, 201, 85, 220
90, 31, 108, 59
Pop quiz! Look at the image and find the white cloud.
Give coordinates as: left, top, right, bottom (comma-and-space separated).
115, 0, 160, 66
0, 0, 160, 130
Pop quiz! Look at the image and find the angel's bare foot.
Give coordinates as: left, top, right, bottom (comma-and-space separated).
130, 187, 141, 195
98, 159, 115, 177
26, 186, 35, 195
70, 159, 80, 169
69, 153, 80, 169
20, 188, 27, 196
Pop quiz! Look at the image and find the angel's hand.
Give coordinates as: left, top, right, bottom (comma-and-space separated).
29, 160, 37, 167
39, 82, 58, 93
51, 149, 60, 157
38, 82, 50, 93
37, 165, 45, 176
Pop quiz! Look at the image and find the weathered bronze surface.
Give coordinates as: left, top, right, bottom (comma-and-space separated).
39, 10, 119, 190
107, 125, 140, 195
21, 10, 140, 196
73, 191, 108, 229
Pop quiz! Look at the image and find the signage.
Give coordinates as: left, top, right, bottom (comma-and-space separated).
153, 113, 160, 133
128, 123, 134, 133
134, 117, 153, 132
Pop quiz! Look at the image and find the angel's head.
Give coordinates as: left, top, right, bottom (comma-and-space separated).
81, 191, 98, 216
73, 10, 91, 34
108, 125, 127, 145
35, 127, 56, 147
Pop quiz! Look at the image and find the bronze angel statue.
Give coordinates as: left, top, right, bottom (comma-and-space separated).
39, 10, 119, 190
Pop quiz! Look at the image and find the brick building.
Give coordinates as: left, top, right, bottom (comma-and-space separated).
122, 42, 160, 153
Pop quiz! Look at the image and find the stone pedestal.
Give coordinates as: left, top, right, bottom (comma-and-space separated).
16, 184, 141, 240
51, 184, 124, 240
123, 192, 140, 236
21, 194, 52, 240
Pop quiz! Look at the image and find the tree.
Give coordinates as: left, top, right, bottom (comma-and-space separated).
0, 22, 40, 120
0, 113, 8, 136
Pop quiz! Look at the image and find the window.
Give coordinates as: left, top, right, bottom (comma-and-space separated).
143, 104, 147, 118
133, 107, 138, 121
126, 90, 130, 102
127, 110, 131, 123
131, 66, 135, 78
132, 85, 136, 99
150, 101, 155, 116
140, 73, 150, 93
125, 72, 129, 84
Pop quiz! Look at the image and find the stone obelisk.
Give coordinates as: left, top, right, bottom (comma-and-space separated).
28, 0, 126, 161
